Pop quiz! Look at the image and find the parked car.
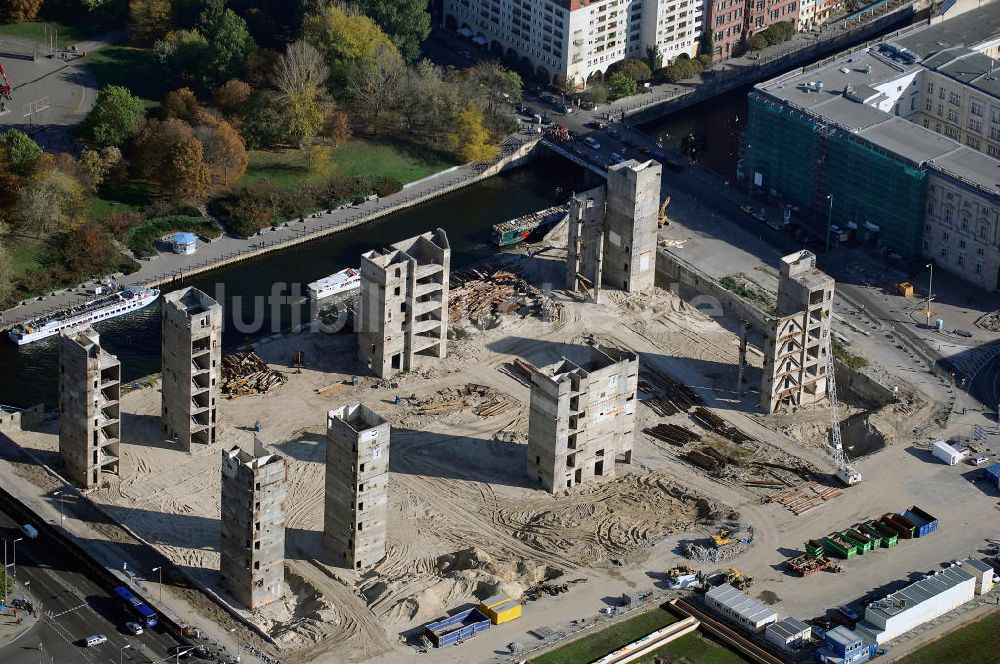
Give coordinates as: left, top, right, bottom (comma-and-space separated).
583, 137, 601, 150
126, 621, 143, 635
610, 152, 626, 165
971, 455, 989, 466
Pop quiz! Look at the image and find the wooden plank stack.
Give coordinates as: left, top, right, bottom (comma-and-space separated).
222, 352, 287, 398
643, 423, 701, 447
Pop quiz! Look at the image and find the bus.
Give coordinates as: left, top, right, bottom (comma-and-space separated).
113, 586, 157, 628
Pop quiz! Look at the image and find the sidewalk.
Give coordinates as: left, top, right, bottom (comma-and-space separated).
0, 582, 38, 650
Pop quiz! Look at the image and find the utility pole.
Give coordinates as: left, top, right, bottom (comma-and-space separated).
924, 262, 934, 327
825, 194, 834, 252
152, 566, 162, 603
737, 320, 751, 396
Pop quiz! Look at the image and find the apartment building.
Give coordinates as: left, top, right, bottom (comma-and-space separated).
705, 0, 799, 61
443, 0, 701, 87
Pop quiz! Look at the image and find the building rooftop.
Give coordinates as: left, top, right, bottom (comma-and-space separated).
328, 403, 387, 433
705, 584, 777, 625
894, 7, 1000, 59
824, 625, 862, 648
866, 566, 974, 622
962, 557, 994, 574
767, 616, 811, 640
930, 147, 1000, 193
755, 5, 1000, 195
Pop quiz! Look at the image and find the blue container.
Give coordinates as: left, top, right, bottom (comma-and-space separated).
424, 608, 492, 647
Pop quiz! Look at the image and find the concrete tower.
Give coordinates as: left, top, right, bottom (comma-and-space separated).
761, 250, 835, 413
358, 229, 450, 378
325, 404, 390, 570
219, 441, 286, 609
567, 159, 661, 300
58, 329, 120, 489
527, 345, 638, 493
161, 287, 222, 450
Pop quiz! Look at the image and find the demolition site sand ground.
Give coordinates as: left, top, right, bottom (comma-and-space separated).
7, 240, 999, 664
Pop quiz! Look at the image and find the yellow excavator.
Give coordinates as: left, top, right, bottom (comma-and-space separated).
711, 528, 734, 547
724, 568, 754, 590
667, 564, 696, 579
658, 195, 671, 227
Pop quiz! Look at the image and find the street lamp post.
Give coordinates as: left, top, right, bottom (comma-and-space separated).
12, 537, 22, 580
230, 626, 242, 663
825, 194, 835, 252
119, 644, 130, 664
925, 262, 935, 327
152, 566, 162, 603
52, 490, 64, 525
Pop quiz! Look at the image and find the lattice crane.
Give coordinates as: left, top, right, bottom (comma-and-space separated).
827, 339, 862, 486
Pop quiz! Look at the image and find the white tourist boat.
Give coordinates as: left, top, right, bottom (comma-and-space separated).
307, 268, 361, 301
8, 284, 160, 345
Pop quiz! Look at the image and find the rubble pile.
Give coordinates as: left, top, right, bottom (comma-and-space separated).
407, 383, 518, 418
221, 352, 287, 398
449, 267, 561, 327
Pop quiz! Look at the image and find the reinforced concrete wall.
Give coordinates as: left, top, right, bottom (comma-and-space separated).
219, 442, 287, 610
567, 159, 661, 301
161, 287, 222, 451
58, 329, 120, 490
358, 229, 450, 378
527, 345, 638, 493
325, 404, 390, 570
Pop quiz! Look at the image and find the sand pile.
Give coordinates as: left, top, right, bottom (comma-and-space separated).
361, 546, 562, 627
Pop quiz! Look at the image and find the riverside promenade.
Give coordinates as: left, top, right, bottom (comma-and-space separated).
0, 136, 538, 333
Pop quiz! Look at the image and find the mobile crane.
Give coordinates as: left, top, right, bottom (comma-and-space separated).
827, 338, 862, 485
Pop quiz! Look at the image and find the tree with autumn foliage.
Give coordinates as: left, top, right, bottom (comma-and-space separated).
3, 0, 43, 21
134, 119, 211, 200
194, 117, 248, 187
449, 107, 499, 164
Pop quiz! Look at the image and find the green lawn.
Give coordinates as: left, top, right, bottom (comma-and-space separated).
900, 610, 1000, 664
242, 139, 456, 189
6, 240, 47, 278
533, 605, 680, 664
88, 180, 156, 221
83, 46, 164, 108
0, 20, 104, 47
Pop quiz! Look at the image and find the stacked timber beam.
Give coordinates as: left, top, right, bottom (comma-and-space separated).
221, 352, 287, 398
691, 407, 755, 445
643, 423, 701, 447
639, 370, 702, 416
408, 383, 518, 418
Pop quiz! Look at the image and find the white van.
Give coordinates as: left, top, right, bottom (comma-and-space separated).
85, 635, 108, 647
20, 523, 38, 539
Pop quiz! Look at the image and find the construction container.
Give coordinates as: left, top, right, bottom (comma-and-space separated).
983, 462, 1000, 489
823, 534, 857, 559
840, 530, 870, 554
805, 539, 826, 558
900, 506, 938, 538
842, 529, 874, 554
787, 553, 832, 577
896, 282, 914, 297
859, 521, 899, 549
423, 608, 491, 647
857, 523, 883, 549
932, 439, 966, 465
882, 513, 915, 539
479, 597, 521, 625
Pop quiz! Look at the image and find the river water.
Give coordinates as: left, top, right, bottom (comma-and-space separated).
0, 155, 586, 408
640, 84, 753, 180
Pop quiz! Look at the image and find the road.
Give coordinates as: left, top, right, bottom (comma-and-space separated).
0, 507, 188, 664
